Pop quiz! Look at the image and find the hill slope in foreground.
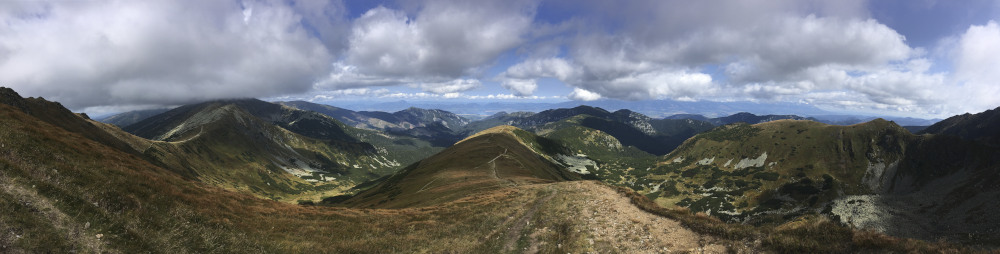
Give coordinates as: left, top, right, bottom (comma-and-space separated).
0, 88, 968, 253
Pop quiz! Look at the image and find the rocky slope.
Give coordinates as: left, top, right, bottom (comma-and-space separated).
634, 118, 1000, 246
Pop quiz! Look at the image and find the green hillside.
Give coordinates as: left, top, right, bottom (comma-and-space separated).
118, 100, 442, 202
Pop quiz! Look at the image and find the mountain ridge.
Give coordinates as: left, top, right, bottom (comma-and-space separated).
0, 87, 976, 252
919, 106, 1000, 147
0, 87, 139, 154
115, 98, 443, 202
342, 125, 583, 208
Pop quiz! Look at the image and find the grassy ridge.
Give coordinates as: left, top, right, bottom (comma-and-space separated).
342, 126, 582, 208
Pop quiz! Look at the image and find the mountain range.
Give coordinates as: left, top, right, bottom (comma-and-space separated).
1, 86, 994, 252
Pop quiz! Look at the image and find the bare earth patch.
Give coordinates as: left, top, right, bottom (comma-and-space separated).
511, 181, 728, 253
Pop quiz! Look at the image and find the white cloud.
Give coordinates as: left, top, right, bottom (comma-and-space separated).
500, 79, 538, 96
952, 20, 1000, 113
565, 14, 913, 99
533, 1, 966, 115
317, 1, 535, 89
497, 57, 580, 96
411, 79, 482, 94
713, 16, 912, 84
465, 94, 558, 100
578, 70, 715, 101
0, 0, 343, 109
846, 62, 945, 108
568, 88, 602, 101
502, 58, 580, 81
3, 0, 995, 118
340, 1, 533, 79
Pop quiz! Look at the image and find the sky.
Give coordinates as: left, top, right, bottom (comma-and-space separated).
1, 0, 999, 118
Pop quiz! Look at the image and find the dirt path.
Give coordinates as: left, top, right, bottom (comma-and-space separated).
416, 177, 440, 193
488, 148, 508, 180
503, 186, 557, 252
551, 181, 727, 253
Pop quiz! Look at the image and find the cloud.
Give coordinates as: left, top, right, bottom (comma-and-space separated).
715, 16, 912, 84
500, 79, 538, 96
0, 0, 344, 109
411, 79, 482, 94
952, 20, 1000, 113
562, 14, 913, 99
502, 58, 579, 81
498, 57, 579, 96
568, 87, 601, 101
301, 88, 392, 101
2, 0, 995, 117
326, 0, 534, 87
578, 70, 716, 101
522, 0, 965, 115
